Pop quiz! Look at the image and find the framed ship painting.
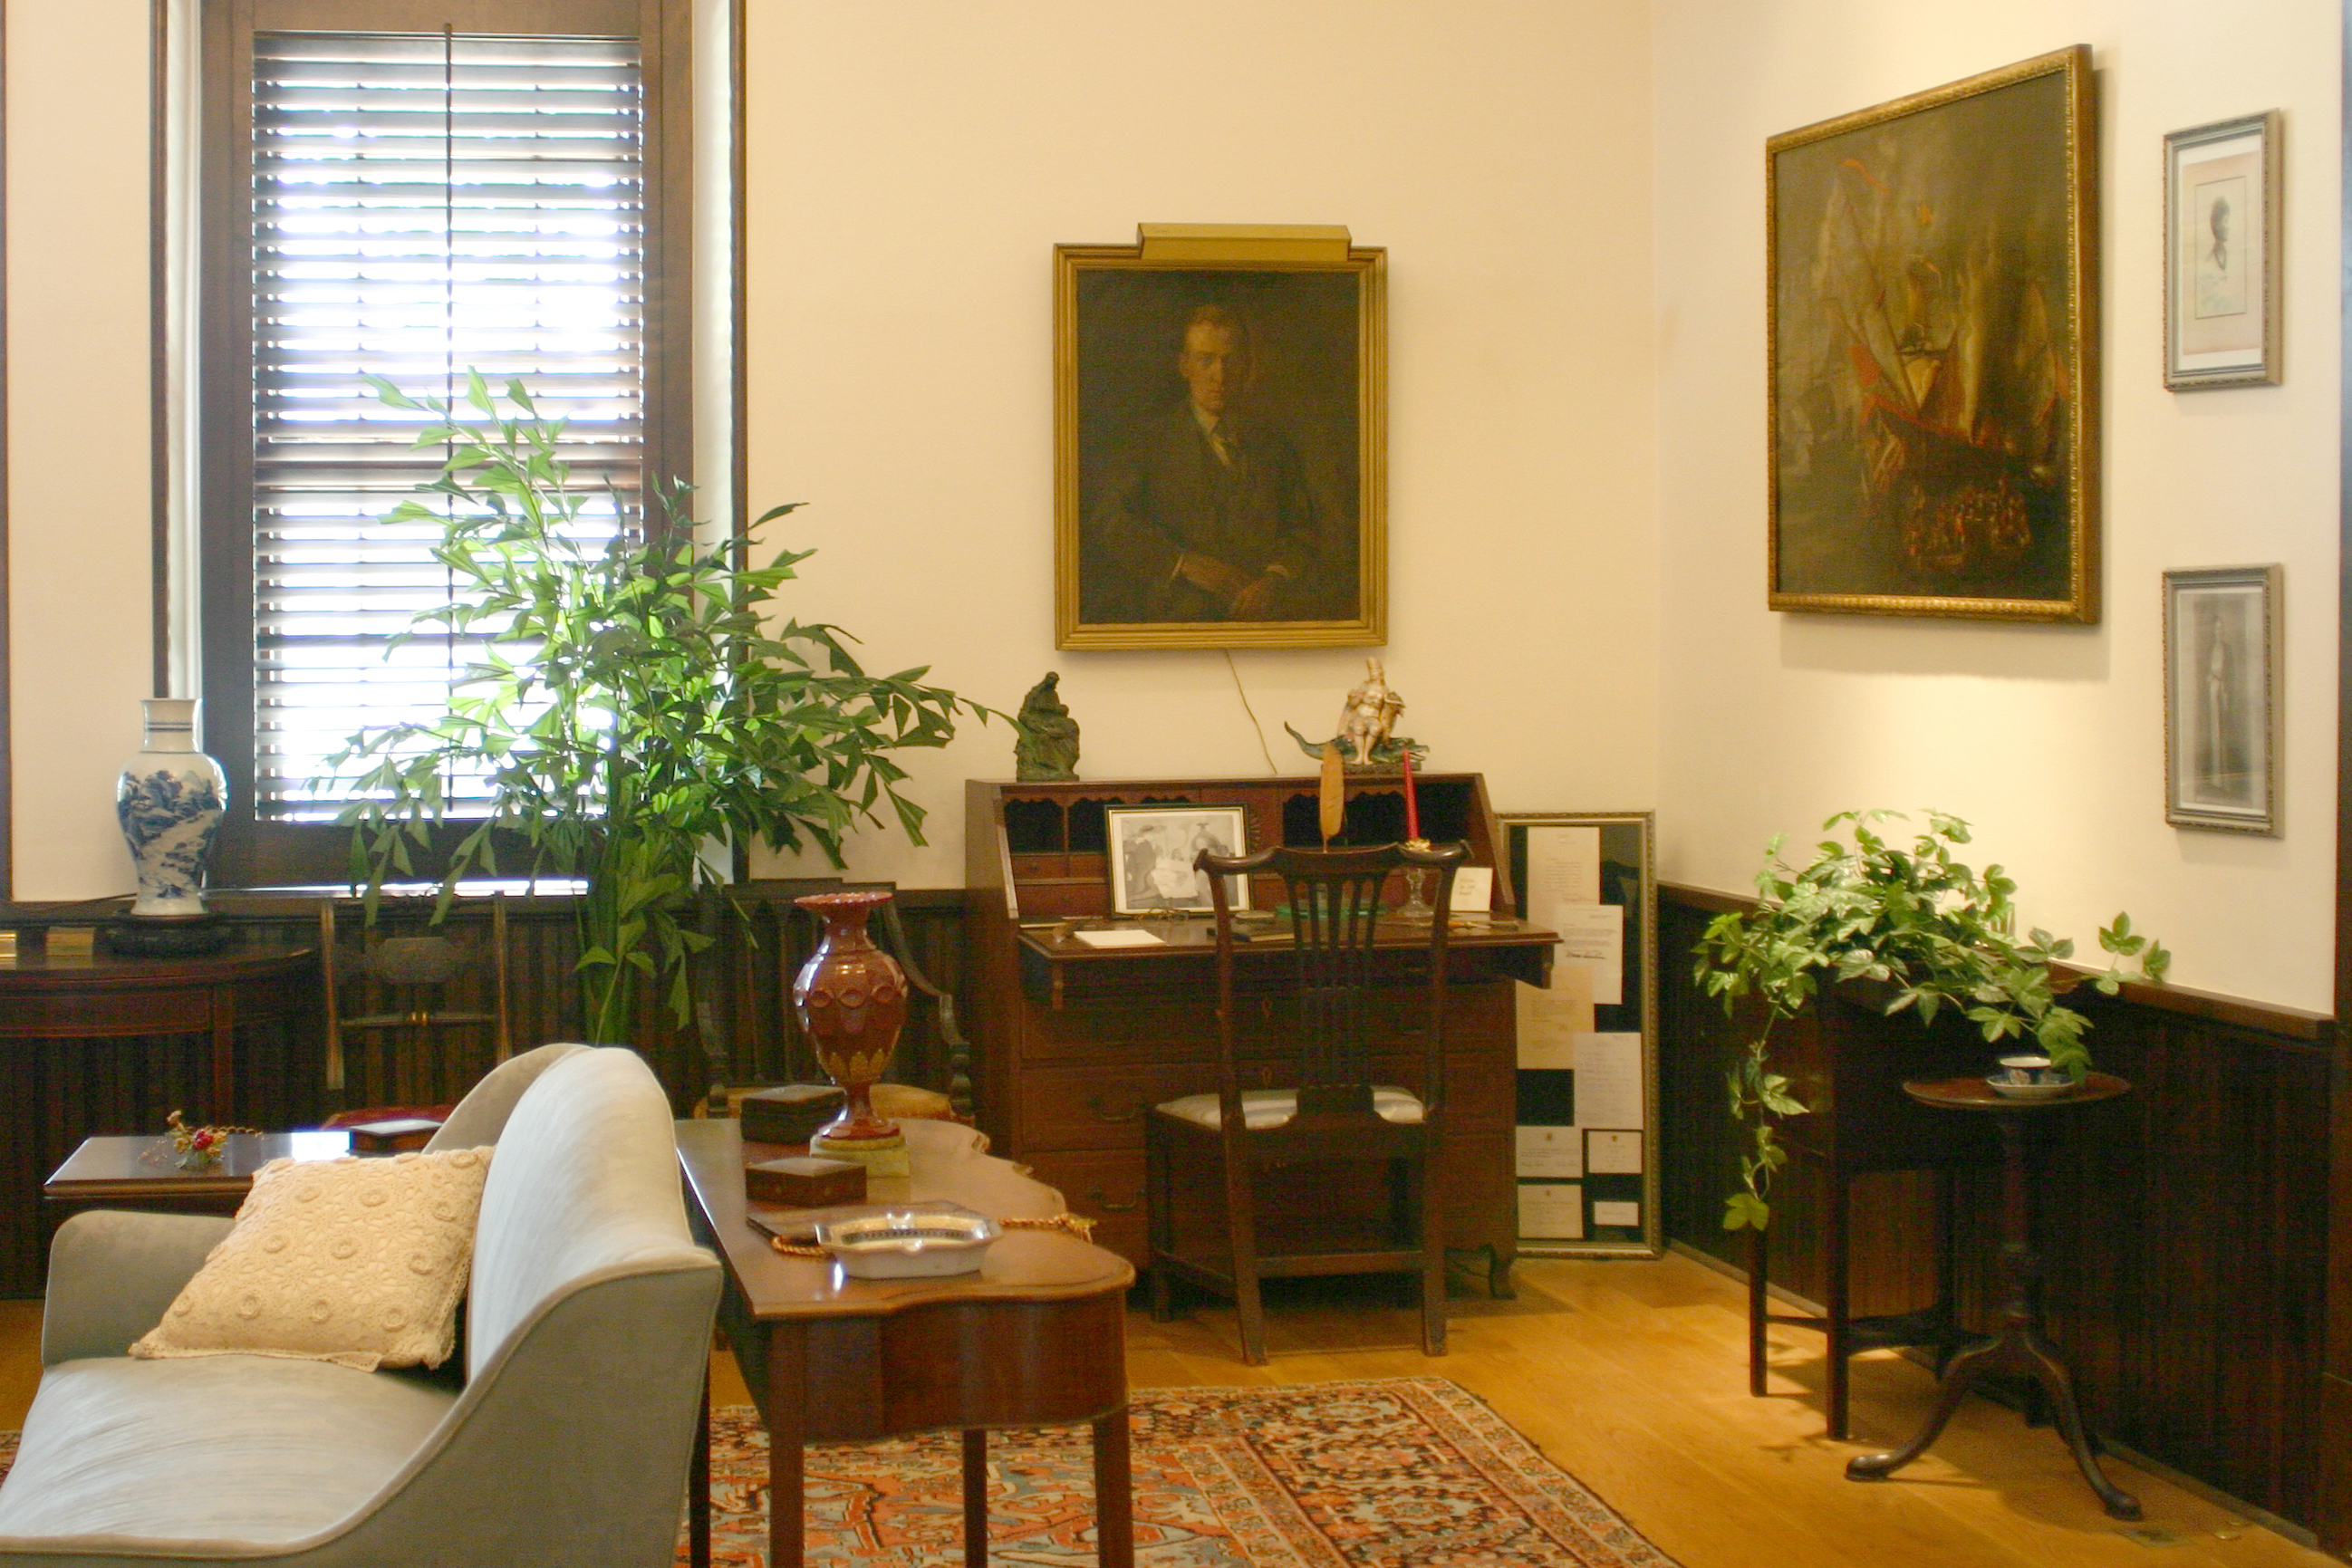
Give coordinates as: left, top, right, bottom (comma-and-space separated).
1768, 45, 2099, 623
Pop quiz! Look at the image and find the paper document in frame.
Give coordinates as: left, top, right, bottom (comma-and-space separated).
1585, 1130, 1643, 1175
1515, 969, 1591, 1069
1591, 1200, 1641, 1229
1519, 1183, 1586, 1239
1516, 1126, 1583, 1178
1525, 826, 1601, 908
1547, 902, 1624, 1006
1569, 1033, 1644, 1130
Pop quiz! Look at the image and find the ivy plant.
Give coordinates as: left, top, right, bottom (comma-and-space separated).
328, 372, 998, 1046
1692, 810, 2169, 1233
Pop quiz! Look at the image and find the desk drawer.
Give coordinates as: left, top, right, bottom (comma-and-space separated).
1020, 1064, 1224, 1151
1018, 1150, 1151, 1265
1024, 999, 1217, 1063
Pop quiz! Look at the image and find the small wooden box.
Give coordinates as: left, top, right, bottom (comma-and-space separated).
746, 1156, 866, 1208
344, 1117, 443, 1154
740, 1083, 846, 1146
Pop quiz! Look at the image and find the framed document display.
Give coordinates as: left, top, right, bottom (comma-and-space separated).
1501, 812, 1658, 1259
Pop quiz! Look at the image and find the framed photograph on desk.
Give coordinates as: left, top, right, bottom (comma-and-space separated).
1104, 805, 1251, 916
1500, 812, 1658, 1259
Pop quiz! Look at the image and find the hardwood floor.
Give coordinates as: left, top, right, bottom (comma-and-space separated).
0, 1254, 2333, 1566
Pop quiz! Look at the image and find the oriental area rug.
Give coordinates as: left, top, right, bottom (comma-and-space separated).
0, 1377, 1681, 1567
689, 1377, 1681, 1568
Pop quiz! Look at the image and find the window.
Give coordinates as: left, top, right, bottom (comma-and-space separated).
198, 0, 692, 886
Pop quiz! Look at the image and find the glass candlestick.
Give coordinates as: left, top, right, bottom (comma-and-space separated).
1395, 837, 1437, 923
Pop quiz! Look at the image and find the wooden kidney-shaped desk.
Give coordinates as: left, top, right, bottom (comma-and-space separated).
675, 1117, 1136, 1568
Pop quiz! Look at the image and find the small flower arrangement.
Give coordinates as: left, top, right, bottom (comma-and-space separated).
165, 1109, 256, 1169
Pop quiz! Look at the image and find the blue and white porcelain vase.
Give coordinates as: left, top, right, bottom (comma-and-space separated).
116, 698, 228, 919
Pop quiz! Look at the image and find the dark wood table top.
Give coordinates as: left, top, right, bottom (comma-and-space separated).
43, 1130, 352, 1202
0, 946, 315, 987
675, 1118, 1133, 1323
1903, 1072, 2133, 1112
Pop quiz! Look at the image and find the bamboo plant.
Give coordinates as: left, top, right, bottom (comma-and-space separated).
329, 372, 997, 1046
1692, 810, 2169, 1232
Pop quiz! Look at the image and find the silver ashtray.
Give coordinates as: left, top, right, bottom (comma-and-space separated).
813, 1203, 1000, 1278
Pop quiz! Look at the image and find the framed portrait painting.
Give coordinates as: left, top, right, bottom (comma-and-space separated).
1056, 226, 1386, 650
2164, 565, 2280, 834
1768, 46, 2099, 623
1104, 804, 1252, 916
2165, 111, 2281, 390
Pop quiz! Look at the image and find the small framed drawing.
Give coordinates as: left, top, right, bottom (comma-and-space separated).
2165, 111, 2281, 390
1104, 804, 1252, 915
2164, 565, 2280, 834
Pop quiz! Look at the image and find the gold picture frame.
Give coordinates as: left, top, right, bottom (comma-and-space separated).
1768, 45, 2099, 623
1055, 225, 1386, 650
2164, 111, 2282, 390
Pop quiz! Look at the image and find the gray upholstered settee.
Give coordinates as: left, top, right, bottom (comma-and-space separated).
0, 1044, 720, 1567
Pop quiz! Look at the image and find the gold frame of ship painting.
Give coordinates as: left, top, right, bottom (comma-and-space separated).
1767, 45, 2099, 623
1055, 225, 1386, 650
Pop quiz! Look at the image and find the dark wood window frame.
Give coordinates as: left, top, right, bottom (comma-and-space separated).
192, 0, 695, 890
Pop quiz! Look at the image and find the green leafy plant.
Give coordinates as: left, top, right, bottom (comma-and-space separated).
1693, 810, 2169, 1233
329, 371, 998, 1046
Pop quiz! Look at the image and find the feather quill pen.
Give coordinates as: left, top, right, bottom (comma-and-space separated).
1319, 744, 1345, 846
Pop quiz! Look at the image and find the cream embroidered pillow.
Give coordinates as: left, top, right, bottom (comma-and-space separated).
130, 1147, 494, 1371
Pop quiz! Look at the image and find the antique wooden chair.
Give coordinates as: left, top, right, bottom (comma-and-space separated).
1145, 840, 1464, 1365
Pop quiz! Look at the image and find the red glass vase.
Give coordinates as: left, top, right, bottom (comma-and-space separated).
792, 890, 908, 1143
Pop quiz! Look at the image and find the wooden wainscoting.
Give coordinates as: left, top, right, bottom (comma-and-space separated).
0, 884, 973, 1295
1661, 883, 2334, 1533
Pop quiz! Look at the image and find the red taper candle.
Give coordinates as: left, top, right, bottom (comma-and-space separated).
1402, 749, 1421, 841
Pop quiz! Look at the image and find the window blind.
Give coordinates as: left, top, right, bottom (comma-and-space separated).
249, 30, 644, 821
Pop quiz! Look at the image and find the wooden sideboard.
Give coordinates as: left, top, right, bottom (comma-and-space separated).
963, 774, 1552, 1284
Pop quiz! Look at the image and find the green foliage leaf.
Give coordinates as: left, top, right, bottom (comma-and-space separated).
325, 376, 1007, 1034
1691, 810, 2167, 1242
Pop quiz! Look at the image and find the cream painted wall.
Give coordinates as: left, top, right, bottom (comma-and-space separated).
741, 0, 1661, 888
6, 3, 156, 901
1653, 1, 2341, 1008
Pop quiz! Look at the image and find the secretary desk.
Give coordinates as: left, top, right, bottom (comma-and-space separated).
963, 774, 1553, 1292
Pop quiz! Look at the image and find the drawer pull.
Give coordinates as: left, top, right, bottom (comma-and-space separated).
1087, 1093, 1144, 1124
1087, 1189, 1142, 1214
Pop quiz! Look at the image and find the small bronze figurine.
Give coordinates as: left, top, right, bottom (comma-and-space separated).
1015, 672, 1081, 782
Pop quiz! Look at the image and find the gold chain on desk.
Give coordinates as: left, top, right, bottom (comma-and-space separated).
766, 1211, 1095, 1257
1003, 1212, 1095, 1242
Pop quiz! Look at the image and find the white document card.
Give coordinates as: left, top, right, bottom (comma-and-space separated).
1518, 1183, 1586, 1239
1516, 1126, 1583, 1178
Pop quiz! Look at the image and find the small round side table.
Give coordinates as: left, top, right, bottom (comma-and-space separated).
1845, 1072, 2140, 1521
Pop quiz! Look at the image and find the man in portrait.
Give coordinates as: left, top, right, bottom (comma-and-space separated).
1084, 303, 1335, 623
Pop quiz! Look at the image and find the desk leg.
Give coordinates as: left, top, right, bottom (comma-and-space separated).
689, 1367, 711, 1568
767, 1326, 807, 1568
962, 1429, 988, 1566
1093, 1406, 1133, 1568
